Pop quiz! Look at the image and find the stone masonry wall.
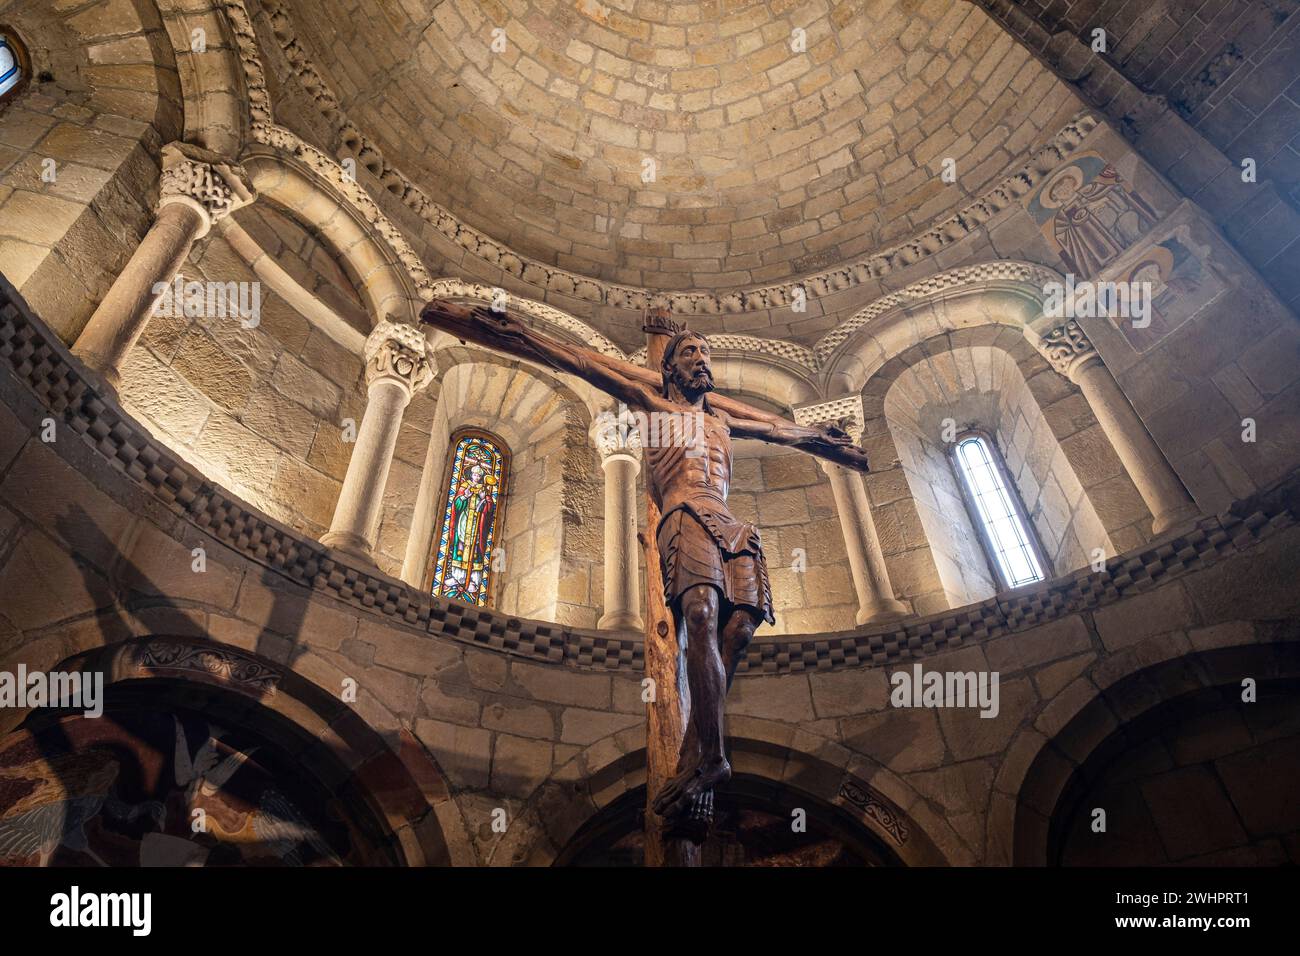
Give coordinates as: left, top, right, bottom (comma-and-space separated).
729, 444, 857, 636
0, 0, 186, 343
2, 343, 1297, 865
116, 224, 434, 575
992, 347, 1118, 571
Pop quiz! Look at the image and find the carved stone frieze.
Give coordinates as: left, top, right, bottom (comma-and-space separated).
130, 639, 281, 695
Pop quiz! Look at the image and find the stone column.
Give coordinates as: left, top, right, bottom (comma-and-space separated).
1027, 318, 1197, 535
591, 411, 643, 631
795, 397, 910, 624
820, 461, 912, 623
321, 321, 434, 562
72, 142, 254, 388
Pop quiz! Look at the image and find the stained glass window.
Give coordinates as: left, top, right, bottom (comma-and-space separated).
428, 429, 509, 606
951, 432, 1047, 589
0, 33, 26, 102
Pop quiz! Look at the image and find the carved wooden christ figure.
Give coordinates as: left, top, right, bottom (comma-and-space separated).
419, 300, 870, 833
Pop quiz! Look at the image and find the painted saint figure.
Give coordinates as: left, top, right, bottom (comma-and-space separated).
448, 462, 495, 598
430, 436, 506, 606
1028, 155, 1159, 278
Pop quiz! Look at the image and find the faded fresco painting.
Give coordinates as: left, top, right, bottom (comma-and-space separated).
1105, 226, 1230, 354
1025, 153, 1160, 278
0, 709, 364, 866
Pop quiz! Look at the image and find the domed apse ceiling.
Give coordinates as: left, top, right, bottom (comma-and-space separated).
276, 0, 1083, 293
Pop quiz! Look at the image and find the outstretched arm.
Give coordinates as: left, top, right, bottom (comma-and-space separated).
420, 300, 660, 411
422, 299, 870, 471
726, 411, 871, 472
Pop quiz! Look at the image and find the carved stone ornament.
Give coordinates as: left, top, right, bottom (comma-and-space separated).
794, 394, 866, 444
158, 142, 255, 236
838, 780, 910, 846
1028, 318, 1103, 380
364, 320, 434, 395
130, 640, 281, 696
590, 406, 644, 461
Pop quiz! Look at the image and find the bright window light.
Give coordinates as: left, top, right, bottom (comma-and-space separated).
953, 434, 1045, 588
0, 38, 20, 99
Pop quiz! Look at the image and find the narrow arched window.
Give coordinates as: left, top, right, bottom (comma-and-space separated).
0, 30, 30, 105
950, 431, 1047, 589
427, 428, 510, 607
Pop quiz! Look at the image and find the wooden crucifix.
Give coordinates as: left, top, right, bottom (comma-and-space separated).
419, 299, 870, 866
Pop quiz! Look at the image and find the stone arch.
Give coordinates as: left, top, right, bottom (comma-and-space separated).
487, 726, 961, 867
3, 634, 468, 866
153, 0, 249, 156
427, 281, 625, 362
872, 335, 1136, 611
240, 149, 419, 326
850, 311, 1152, 614
402, 347, 602, 627
708, 352, 819, 410
819, 264, 1059, 394
999, 634, 1300, 866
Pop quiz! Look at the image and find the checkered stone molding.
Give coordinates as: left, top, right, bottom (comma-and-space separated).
628, 333, 819, 372
0, 277, 1296, 677
793, 395, 867, 444
813, 260, 1061, 363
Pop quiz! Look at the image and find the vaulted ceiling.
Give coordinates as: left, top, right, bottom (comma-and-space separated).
273, 0, 1085, 293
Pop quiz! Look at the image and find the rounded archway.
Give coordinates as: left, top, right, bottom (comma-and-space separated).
1012, 640, 1300, 866
555, 775, 905, 867
0, 637, 458, 866
489, 732, 956, 866
1046, 677, 1300, 866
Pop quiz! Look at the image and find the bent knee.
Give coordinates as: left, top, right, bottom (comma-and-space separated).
680, 590, 717, 632
729, 622, 755, 652
684, 603, 713, 632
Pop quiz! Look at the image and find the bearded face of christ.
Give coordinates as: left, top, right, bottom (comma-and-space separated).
664, 332, 715, 400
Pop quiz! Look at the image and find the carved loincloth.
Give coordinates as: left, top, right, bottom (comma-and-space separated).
656, 499, 774, 626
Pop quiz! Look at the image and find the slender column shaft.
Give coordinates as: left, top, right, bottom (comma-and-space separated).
597, 452, 643, 630
321, 380, 411, 556
822, 461, 910, 623
1074, 361, 1197, 534
400, 431, 445, 588
1027, 318, 1197, 536
322, 320, 434, 563
72, 142, 253, 389
72, 202, 206, 387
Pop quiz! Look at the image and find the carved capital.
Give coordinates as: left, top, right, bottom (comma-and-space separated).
1026, 318, 1103, 381
158, 142, 255, 237
364, 320, 434, 397
794, 394, 865, 444
590, 406, 643, 462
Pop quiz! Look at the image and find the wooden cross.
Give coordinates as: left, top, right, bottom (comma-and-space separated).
640, 305, 699, 867
418, 299, 869, 867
